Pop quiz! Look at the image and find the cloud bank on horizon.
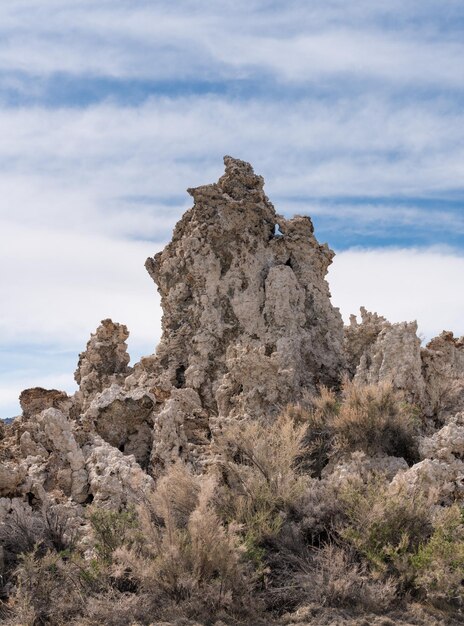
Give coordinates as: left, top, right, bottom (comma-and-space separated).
0, 1, 463, 417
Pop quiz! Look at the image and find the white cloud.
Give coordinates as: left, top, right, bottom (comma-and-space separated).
0, 96, 462, 225
329, 248, 464, 341
0, 221, 161, 352
284, 202, 464, 239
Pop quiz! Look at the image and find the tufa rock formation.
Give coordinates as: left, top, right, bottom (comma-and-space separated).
0, 156, 463, 528
140, 156, 344, 413
131, 156, 346, 470
75, 318, 132, 410
347, 312, 464, 420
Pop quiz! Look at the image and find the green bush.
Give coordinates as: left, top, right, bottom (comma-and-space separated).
89, 508, 138, 563
412, 505, 464, 606
339, 476, 433, 588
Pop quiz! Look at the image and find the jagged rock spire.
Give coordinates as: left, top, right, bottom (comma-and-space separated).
142, 156, 345, 427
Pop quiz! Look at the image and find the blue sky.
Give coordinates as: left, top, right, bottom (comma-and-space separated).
1, 0, 464, 418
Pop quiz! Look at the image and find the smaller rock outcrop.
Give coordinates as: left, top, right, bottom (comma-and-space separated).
75, 318, 132, 410
354, 320, 426, 405
19, 387, 72, 419
422, 332, 464, 419
345, 309, 464, 419
344, 307, 388, 378
391, 413, 464, 505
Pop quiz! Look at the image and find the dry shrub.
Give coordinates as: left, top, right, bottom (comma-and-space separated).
428, 377, 464, 420
219, 412, 309, 501
0, 507, 45, 565
215, 412, 311, 566
306, 380, 419, 465
263, 538, 396, 614
214, 410, 353, 614
110, 463, 252, 622
89, 507, 138, 564
332, 380, 419, 463
10, 549, 88, 626
69, 591, 157, 626
287, 395, 334, 478
300, 544, 396, 611
0, 502, 77, 591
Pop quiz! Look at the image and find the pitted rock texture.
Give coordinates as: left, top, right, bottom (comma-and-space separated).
353, 320, 426, 406
345, 309, 464, 418
141, 156, 344, 426
75, 318, 132, 410
344, 307, 388, 378
83, 436, 155, 509
83, 384, 155, 469
422, 331, 464, 418
0, 403, 154, 511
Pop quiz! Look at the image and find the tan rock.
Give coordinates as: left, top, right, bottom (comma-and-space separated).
83, 384, 155, 469
422, 331, 464, 418
84, 435, 154, 508
139, 156, 345, 469
19, 387, 71, 419
353, 319, 426, 405
344, 307, 388, 377
75, 318, 131, 409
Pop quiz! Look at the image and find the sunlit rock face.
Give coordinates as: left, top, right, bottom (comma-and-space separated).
74, 318, 132, 411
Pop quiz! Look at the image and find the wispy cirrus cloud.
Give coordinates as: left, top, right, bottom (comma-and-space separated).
0, 2, 463, 89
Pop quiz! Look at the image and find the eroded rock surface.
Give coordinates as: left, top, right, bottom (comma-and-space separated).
83, 385, 155, 469
75, 318, 132, 410
344, 307, 388, 378
19, 387, 72, 419
140, 156, 344, 426
345, 309, 464, 419
422, 331, 464, 418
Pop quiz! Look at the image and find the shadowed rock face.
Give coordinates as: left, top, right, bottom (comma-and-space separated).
141, 156, 345, 424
